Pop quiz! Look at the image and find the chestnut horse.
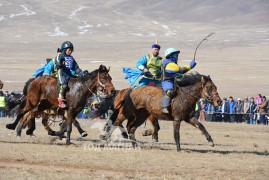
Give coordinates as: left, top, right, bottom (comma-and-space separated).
104, 72, 222, 151
17, 65, 115, 144
6, 78, 87, 138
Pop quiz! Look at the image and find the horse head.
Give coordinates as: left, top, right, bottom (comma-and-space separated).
84, 65, 116, 96
200, 75, 222, 107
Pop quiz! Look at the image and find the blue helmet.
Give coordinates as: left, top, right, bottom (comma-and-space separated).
164, 48, 180, 58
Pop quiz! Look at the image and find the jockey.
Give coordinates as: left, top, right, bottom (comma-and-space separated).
161, 48, 196, 113
136, 43, 163, 87
55, 41, 83, 108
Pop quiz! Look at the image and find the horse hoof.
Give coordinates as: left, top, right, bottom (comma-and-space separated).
209, 141, 214, 147
6, 124, 16, 130
81, 132, 88, 137
99, 134, 109, 140
142, 130, 149, 136
48, 130, 56, 136
26, 129, 34, 135
121, 132, 128, 139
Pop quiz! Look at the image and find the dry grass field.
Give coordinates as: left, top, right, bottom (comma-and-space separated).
0, 118, 268, 179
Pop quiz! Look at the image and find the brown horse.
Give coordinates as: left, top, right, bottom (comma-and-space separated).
0, 80, 3, 89
6, 78, 87, 138
17, 65, 115, 144
104, 72, 222, 151
100, 88, 160, 141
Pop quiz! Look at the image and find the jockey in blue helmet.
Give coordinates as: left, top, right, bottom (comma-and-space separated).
161, 48, 196, 113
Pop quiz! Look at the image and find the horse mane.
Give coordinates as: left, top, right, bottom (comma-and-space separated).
23, 78, 35, 96
79, 65, 110, 82
175, 71, 211, 86
79, 69, 98, 82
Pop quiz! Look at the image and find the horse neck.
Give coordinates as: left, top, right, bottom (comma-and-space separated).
84, 77, 98, 97
177, 81, 204, 105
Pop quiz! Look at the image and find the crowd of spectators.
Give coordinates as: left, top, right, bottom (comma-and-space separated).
0, 90, 21, 118
195, 94, 269, 125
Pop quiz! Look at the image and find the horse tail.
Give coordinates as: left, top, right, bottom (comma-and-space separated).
114, 88, 132, 109
23, 78, 35, 96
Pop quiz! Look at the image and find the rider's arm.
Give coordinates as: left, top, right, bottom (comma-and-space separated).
136, 55, 147, 71
43, 60, 54, 75
72, 60, 83, 76
55, 54, 65, 69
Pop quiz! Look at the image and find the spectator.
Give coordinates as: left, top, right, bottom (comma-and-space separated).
6, 92, 20, 118
234, 98, 244, 123
205, 102, 214, 122
258, 96, 268, 125
0, 91, 7, 117
81, 104, 89, 119
255, 94, 262, 106
198, 99, 206, 122
242, 97, 250, 123
194, 101, 201, 119
248, 97, 257, 125
221, 97, 230, 122
214, 105, 222, 122
228, 96, 236, 123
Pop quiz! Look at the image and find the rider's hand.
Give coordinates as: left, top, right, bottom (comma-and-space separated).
189, 59, 196, 69
143, 68, 149, 73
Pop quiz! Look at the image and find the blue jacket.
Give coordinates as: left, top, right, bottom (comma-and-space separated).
222, 101, 230, 113
228, 100, 236, 113
136, 55, 148, 70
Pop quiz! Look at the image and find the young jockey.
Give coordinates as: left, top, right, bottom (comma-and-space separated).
55, 41, 83, 108
161, 48, 196, 113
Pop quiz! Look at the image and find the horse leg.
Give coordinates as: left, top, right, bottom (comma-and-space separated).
66, 110, 75, 145
16, 111, 31, 136
73, 119, 88, 137
126, 116, 138, 148
6, 112, 24, 130
142, 115, 160, 142
187, 117, 214, 147
100, 109, 119, 138
26, 117, 36, 136
128, 110, 150, 148
173, 120, 181, 151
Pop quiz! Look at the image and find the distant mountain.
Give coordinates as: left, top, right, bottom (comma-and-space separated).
1, 0, 268, 41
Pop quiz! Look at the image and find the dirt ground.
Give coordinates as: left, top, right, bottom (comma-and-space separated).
0, 118, 268, 179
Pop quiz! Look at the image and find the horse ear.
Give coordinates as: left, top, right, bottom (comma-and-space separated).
201, 76, 205, 84
108, 66, 110, 72
99, 64, 107, 71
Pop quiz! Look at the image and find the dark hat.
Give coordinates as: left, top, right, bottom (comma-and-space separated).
151, 44, 160, 49
262, 96, 267, 99
223, 97, 227, 100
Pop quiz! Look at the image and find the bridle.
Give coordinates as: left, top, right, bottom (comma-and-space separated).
88, 71, 113, 97
203, 91, 219, 103
175, 77, 218, 104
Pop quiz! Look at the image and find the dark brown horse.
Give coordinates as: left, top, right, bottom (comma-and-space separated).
6, 78, 87, 138
17, 65, 115, 144
104, 72, 222, 151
